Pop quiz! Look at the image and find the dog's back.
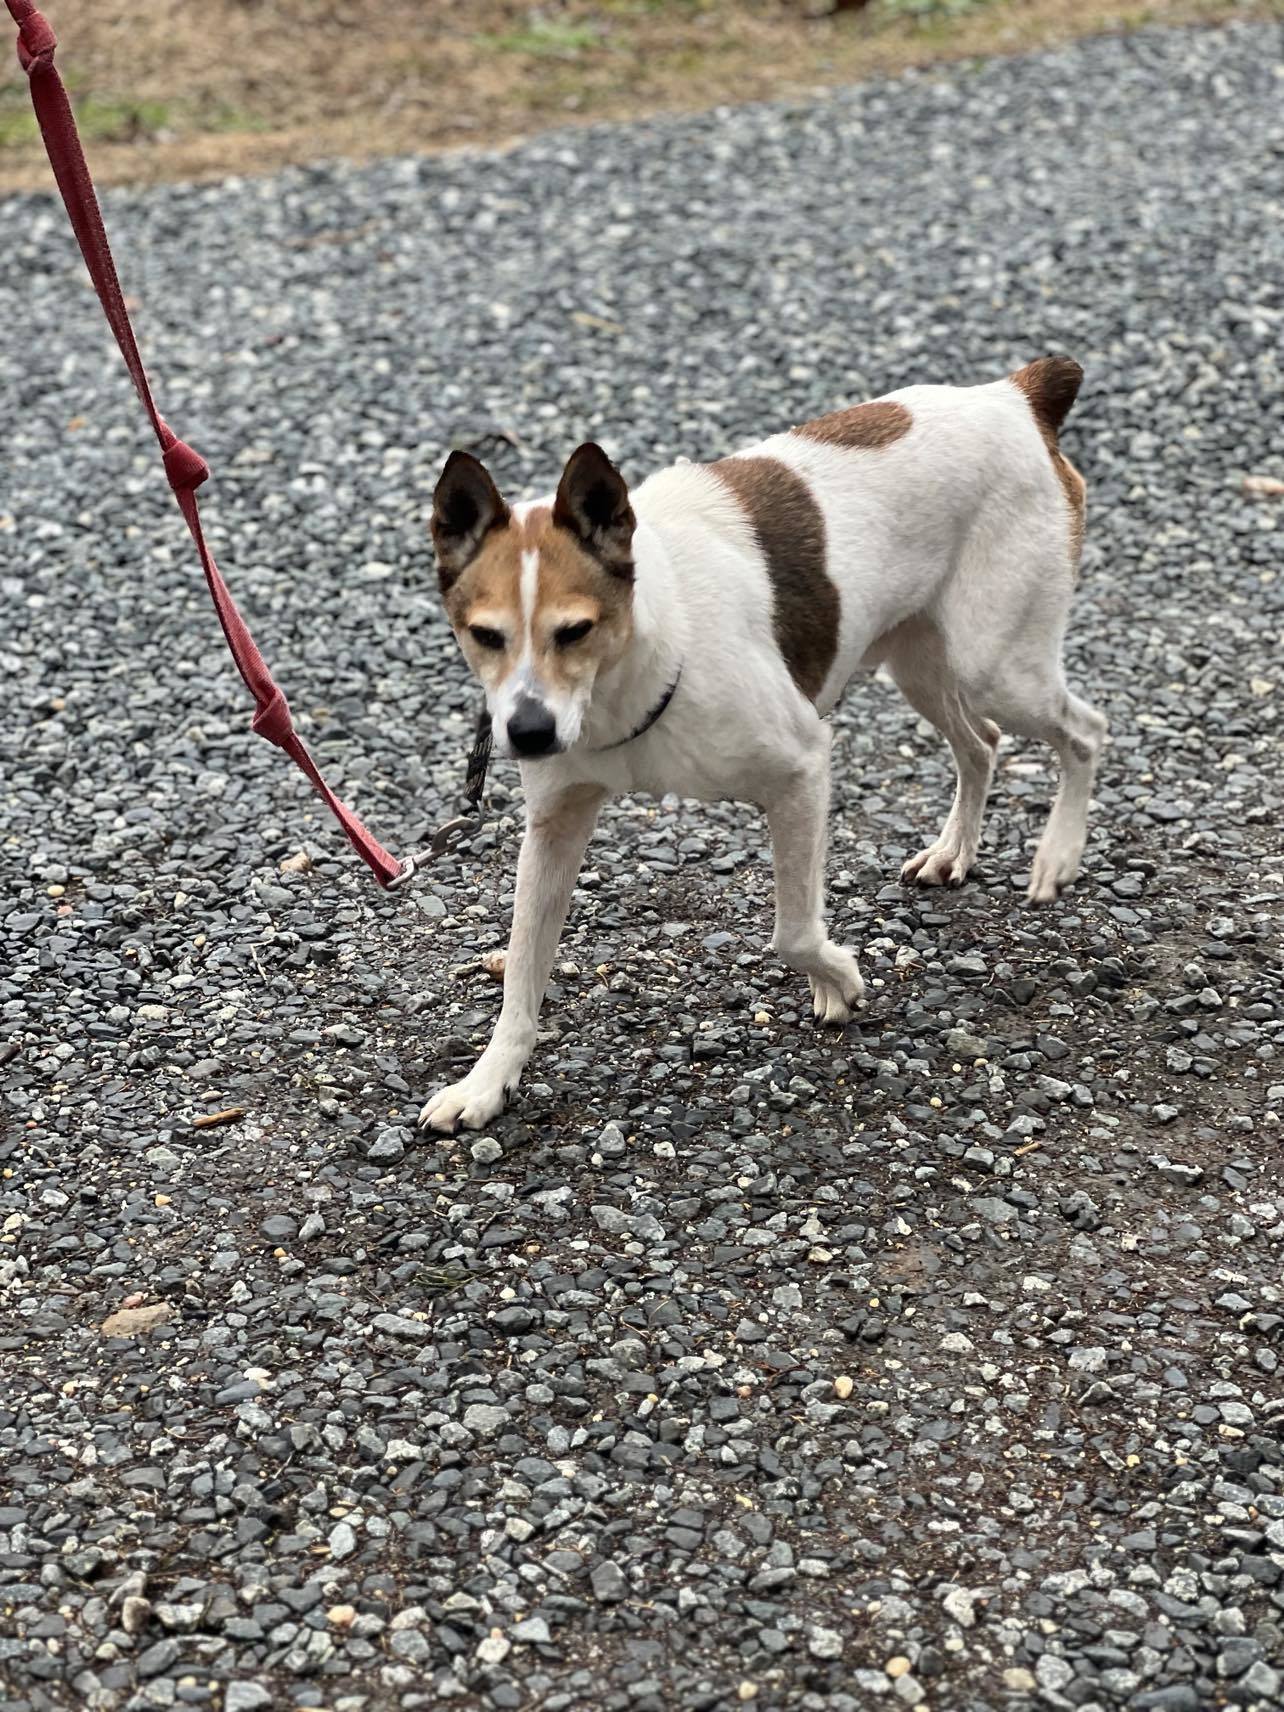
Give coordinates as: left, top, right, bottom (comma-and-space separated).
634, 360, 1086, 718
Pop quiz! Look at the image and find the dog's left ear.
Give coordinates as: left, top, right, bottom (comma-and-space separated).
553, 443, 635, 579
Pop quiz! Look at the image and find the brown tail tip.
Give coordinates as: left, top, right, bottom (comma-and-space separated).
1011, 355, 1084, 437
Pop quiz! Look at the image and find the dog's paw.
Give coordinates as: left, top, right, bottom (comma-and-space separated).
418, 1072, 509, 1135
1027, 843, 1083, 905
808, 944, 865, 1027
901, 843, 972, 888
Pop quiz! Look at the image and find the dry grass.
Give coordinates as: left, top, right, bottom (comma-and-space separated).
1, 0, 1280, 190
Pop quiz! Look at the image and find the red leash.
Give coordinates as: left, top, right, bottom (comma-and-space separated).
7, 0, 408, 886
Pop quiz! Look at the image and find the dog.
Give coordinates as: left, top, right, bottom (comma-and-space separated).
418, 357, 1105, 1133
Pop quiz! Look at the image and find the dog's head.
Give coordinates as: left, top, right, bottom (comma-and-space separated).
431, 443, 636, 758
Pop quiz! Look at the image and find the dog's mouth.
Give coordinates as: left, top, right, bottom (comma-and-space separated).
503, 741, 564, 761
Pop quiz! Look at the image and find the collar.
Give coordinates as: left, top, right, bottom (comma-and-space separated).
594, 669, 681, 752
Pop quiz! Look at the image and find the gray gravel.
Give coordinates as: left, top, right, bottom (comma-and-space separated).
3, 19, 1284, 1712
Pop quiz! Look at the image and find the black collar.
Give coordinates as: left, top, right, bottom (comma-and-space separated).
439, 673, 680, 858
595, 670, 681, 752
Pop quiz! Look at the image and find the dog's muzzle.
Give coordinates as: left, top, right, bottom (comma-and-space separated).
507, 695, 560, 757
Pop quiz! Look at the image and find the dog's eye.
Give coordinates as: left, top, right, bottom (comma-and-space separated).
468, 625, 506, 652
555, 620, 595, 648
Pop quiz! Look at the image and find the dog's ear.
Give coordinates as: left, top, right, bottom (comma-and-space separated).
431, 451, 510, 589
553, 443, 635, 579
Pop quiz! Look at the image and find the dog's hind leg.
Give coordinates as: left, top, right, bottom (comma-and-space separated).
982, 675, 1106, 903
765, 725, 865, 1026
419, 783, 605, 1133
883, 620, 1000, 888
1024, 689, 1107, 902
957, 628, 1106, 902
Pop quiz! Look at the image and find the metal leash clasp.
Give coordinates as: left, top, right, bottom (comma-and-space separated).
429, 813, 478, 857
387, 704, 493, 891
387, 814, 478, 890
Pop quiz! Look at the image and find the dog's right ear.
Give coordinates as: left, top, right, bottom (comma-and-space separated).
431, 451, 510, 590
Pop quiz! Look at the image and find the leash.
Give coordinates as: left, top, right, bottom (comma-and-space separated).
5, 0, 475, 889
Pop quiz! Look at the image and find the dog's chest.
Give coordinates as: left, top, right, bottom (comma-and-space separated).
547, 707, 804, 806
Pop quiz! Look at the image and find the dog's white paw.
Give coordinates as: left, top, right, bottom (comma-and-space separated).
1027, 841, 1083, 904
808, 944, 865, 1027
901, 841, 973, 888
418, 1071, 509, 1134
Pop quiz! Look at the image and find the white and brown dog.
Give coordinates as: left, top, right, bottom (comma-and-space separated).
419, 357, 1105, 1133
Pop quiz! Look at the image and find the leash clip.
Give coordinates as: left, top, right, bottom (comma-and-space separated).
388, 703, 494, 891
386, 814, 482, 897
386, 814, 478, 890
429, 813, 480, 857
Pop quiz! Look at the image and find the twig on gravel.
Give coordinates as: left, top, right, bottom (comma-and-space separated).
192, 1107, 246, 1130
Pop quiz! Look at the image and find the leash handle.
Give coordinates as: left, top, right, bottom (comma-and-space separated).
7, 1, 405, 887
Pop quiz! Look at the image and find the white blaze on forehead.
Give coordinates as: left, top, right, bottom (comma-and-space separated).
518, 546, 542, 686
519, 548, 541, 631
510, 499, 545, 664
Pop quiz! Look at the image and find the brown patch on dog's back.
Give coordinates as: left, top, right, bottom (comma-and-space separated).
796, 399, 912, 451
711, 456, 838, 702
1011, 355, 1087, 569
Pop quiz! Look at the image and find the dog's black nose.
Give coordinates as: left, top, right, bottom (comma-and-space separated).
507, 698, 558, 756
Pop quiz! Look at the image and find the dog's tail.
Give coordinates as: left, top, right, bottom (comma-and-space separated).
1010, 355, 1083, 441
1011, 355, 1087, 572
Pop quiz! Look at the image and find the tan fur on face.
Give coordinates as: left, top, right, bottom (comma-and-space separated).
444, 505, 634, 693
795, 400, 912, 451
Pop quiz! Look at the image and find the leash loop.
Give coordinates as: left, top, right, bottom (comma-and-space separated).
161, 434, 210, 493
13, 1, 55, 69
249, 686, 294, 749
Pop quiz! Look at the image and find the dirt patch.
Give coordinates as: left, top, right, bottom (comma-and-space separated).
2, 0, 1280, 191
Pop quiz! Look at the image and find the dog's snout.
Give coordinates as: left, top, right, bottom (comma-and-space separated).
507, 697, 558, 756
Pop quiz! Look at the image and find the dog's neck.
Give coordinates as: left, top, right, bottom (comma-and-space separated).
580, 519, 682, 752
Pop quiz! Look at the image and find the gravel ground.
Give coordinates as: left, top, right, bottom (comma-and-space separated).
3, 20, 1284, 1712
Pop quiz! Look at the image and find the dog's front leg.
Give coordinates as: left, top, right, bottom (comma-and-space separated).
765, 727, 865, 1026
419, 783, 605, 1133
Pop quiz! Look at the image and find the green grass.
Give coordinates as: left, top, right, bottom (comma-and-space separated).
0, 90, 172, 150
0, 88, 269, 152
473, 19, 602, 57
0, 103, 37, 149
596, 0, 709, 12
201, 101, 271, 135
76, 94, 171, 141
